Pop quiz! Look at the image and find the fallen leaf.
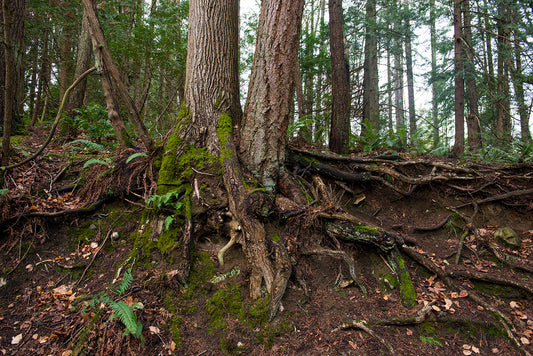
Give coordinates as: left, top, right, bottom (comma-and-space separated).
444, 298, 453, 310
463, 350, 472, 355
61, 350, 73, 356
11, 334, 22, 345
149, 326, 160, 334
463, 344, 471, 349
169, 341, 176, 352
348, 340, 357, 349
521, 337, 530, 345
432, 305, 441, 312
406, 329, 413, 336
510, 301, 520, 309
459, 290, 469, 298
471, 345, 480, 353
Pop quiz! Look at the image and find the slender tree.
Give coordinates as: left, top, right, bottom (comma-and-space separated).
452, 0, 465, 157
404, 0, 416, 139
463, 0, 482, 150
362, 0, 379, 135
495, 0, 512, 144
429, 0, 439, 148
328, 0, 351, 154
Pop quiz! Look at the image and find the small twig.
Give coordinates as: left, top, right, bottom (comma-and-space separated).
331, 320, 394, 354
74, 229, 112, 289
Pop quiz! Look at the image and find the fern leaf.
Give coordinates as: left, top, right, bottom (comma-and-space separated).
68, 139, 106, 151
109, 300, 143, 337
126, 152, 149, 164
113, 269, 134, 296
83, 158, 111, 169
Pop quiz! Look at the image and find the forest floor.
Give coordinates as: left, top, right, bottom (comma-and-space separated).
1, 129, 532, 355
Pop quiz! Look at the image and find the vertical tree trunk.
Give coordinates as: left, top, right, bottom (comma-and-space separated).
59, 20, 74, 104
240, 0, 305, 190
66, 12, 92, 119
31, 31, 50, 127
452, 0, 465, 157
463, 0, 481, 151
1, 0, 14, 167
328, 0, 351, 154
362, 0, 379, 135
393, 45, 405, 135
404, 0, 416, 140
430, 0, 439, 148
495, 1, 511, 145
512, 36, 531, 144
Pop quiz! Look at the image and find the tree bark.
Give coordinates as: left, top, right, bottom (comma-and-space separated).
184, 0, 242, 153
362, 0, 379, 135
82, 0, 153, 151
495, 1, 511, 145
452, 0, 465, 157
66, 12, 92, 119
404, 0, 416, 140
239, 0, 305, 191
328, 0, 351, 154
463, 0, 482, 151
430, 0, 439, 148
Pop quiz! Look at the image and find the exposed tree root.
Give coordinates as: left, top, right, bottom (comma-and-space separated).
301, 247, 367, 294
331, 319, 394, 354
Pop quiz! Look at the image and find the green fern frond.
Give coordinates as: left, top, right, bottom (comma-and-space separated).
68, 139, 106, 151
108, 300, 143, 338
126, 152, 149, 164
83, 158, 112, 169
113, 269, 134, 296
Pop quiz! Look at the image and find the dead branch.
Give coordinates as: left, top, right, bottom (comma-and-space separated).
454, 188, 533, 208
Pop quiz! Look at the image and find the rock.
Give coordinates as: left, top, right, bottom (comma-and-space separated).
494, 227, 521, 249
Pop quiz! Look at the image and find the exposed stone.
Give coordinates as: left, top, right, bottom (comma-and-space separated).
494, 227, 522, 249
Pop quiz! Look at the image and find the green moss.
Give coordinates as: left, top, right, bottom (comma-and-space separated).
216, 113, 233, 148
207, 283, 245, 334
182, 251, 216, 299
473, 280, 522, 297
157, 130, 182, 195
353, 224, 382, 234
170, 315, 182, 349
157, 228, 178, 255
421, 321, 437, 336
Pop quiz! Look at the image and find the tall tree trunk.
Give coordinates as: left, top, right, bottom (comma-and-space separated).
30, 31, 50, 127
393, 43, 405, 135
512, 36, 531, 144
1, 0, 23, 166
82, 0, 153, 151
66, 12, 92, 119
404, 0, 416, 140
495, 1, 511, 145
463, 0, 481, 150
452, 0, 465, 157
430, 0, 439, 148
362, 0, 379, 135
58, 20, 74, 104
328, 0, 351, 154
240, 0, 305, 190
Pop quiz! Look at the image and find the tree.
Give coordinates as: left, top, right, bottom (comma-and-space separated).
452, 0, 465, 157
362, 0, 379, 135
495, 0, 512, 145
429, 0, 439, 148
404, 0, 416, 139
328, 0, 351, 154
1, 0, 24, 167
463, 0, 482, 151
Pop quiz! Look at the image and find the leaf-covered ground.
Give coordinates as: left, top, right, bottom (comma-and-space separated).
1, 130, 532, 355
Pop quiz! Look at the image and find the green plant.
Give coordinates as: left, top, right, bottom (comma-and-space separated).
126, 152, 149, 164
67, 139, 106, 152
83, 158, 113, 169
419, 335, 443, 347
72, 103, 114, 143
73, 269, 143, 339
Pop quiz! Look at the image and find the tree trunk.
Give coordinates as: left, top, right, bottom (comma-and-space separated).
495, 1, 511, 145
328, 0, 351, 154
393, 1, 405, 139
239, 0, 305, 191
404, 1, 416, 140
82, 0, 153, 151
512, 37, 531, 144
31, 30, 50, 127
58, 20, 75, 104
430, 0, 439, 148
362, 0, 379, 135
184, 0, 242, 153
463, 0, 482, 151
66, 12, 92, 119
1, 0, 14, 167
452, 0, 465, 157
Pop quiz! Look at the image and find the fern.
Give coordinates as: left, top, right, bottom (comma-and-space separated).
126, 152, 149, 164
113, 269, 134, 296
0, 189, 7, 196
83, 158, 112, 169
68, 139, 106, 152
108, 300, 143, 338
420, 335, 443, 347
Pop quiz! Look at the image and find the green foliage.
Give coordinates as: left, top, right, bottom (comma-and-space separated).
419, 335, 443, 347
126, 152, 149, 164
68, 139, 106, 152
109, 300, 144, 338
288, 116, 314, 138
0, 189, 7, 196
73, 270, 143, 340
71, 103, 114, 143
112, 268, 134, 296
147, 190, 184, 211
83, 158, 113, 169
